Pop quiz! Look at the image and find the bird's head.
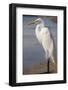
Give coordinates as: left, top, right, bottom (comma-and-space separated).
28, 18, 44, 25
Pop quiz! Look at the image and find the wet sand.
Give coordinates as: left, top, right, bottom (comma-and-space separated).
23, 61, 57, 75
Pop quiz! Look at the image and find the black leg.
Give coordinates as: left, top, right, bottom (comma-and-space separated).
47, 58, 50, 73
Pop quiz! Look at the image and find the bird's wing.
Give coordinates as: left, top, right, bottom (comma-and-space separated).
41, 27, 54, 55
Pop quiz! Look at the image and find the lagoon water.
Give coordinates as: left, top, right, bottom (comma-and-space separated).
23, 15, 57, 70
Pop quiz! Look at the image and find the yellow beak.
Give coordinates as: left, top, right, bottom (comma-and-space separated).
28, 20, 36, 25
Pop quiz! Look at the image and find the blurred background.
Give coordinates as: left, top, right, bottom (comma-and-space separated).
23, 15, 57, 74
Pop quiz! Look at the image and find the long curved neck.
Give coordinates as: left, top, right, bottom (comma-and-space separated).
39, 20, 45, 27
36, 22, 44, 32
35, 19, 45, 34
35, 22, 44, 44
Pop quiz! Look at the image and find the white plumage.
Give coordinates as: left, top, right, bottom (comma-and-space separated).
28, 18, 55, 64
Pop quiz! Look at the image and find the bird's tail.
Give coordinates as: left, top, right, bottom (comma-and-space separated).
51, 55, 55, 64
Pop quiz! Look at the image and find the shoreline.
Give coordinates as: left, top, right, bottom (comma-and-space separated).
23, 61, 57, 75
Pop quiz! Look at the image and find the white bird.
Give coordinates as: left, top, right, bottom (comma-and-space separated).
28, 18, 55, 64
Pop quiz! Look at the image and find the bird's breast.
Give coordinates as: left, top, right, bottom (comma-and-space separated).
35, 25, 42, 44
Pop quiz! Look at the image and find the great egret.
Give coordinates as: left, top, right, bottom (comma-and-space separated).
28, 18, 55, 64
